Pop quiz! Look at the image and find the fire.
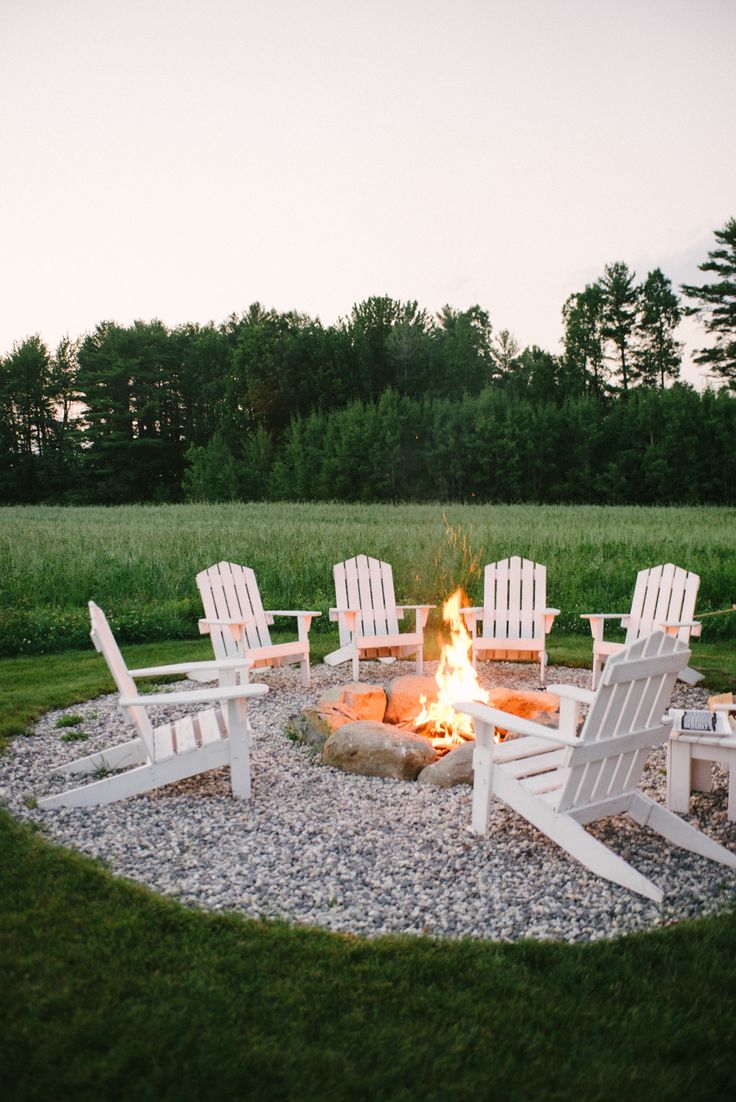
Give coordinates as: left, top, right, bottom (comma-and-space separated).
414, 588, 489, 751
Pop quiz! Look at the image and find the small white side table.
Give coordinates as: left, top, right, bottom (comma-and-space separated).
667, 708, 736, 821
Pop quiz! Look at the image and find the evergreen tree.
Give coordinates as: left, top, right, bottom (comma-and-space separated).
562, 284, 607, 396
491, 329, 520, 377
599, 262, 639, 392
433, 306, 495, 394
682, 217, 736, 386
636, 269, 682, 387
182, 431, 241, 501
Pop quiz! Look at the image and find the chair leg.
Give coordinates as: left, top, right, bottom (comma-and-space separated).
630, 791, 736, 869
300, 658, 311, 688
227, 698, 252, 799
352, 649, 360, 681
540, 649, 547, 686
491, 769, 664, 901
416, 646, 423, 677
56, 739, 146, 776
591, 650, 602, 691
471, 737, 495, 835
38, 740, 231, 809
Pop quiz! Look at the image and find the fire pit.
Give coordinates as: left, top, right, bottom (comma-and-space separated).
287, 589, 560, 785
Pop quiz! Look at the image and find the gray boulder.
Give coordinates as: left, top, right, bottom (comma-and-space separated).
322, 720, 437, 780
285, 710, 333, 752
417, 741, 475, 787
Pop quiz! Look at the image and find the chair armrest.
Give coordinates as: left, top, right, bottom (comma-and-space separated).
453, 700, 580, 746
546, 683, 596, 705
544, 608, 560, 633
121, 683, 269, 708
659, 619, 702, 638
129, 657, 252, 678
580, 613, 628, 642
459, 607, 482, 635
397, 604, 435, 629
267, 610, 321, 618
198, 617, 251, 626
329, 607, 360, 623
198, 616, 253, 638
267, 609, 320, 643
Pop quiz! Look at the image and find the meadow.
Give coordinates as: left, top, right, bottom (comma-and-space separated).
1, 502, 735, 656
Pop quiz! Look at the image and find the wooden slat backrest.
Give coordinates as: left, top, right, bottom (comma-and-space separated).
482, 557, 546, 640
197, 562, 272, 659
334, 555, 400, 641
556, 632, 689, 812
88, 602, 155, 760
625, 564, 700, 644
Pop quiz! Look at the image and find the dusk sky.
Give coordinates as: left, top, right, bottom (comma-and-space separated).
2, 0, 734, 384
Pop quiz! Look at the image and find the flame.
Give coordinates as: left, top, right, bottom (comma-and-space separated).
415, 588, 489, 751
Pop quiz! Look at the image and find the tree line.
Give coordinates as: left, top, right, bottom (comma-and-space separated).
1, 218, 734, 505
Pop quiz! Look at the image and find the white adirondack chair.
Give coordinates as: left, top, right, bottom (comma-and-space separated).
581, 563, 702, 690
197, 562, 320, 687
460, 557, 559, 685
455, 631, 736, 902
324, 554, 434, 681
38, 602, 268, 810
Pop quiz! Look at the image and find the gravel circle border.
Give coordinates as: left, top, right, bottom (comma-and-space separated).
3, 660, 736, 943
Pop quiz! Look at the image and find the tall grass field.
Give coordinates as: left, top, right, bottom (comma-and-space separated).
1, 502, 735, 655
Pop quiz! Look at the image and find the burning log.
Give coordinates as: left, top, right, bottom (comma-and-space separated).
414, 588, 490, 749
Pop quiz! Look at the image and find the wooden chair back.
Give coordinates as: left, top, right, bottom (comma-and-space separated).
333, 555, 400, 646
625, 564, 699, 645
196, 562, 273, 660
481, 556, 547, 641
556, 631, 690, 813
88, 601, 155, 760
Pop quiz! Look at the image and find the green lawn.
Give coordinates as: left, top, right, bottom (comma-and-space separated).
2, 805, 736, 1101
2, 502, 736, 1098
1, 636, 736, 1099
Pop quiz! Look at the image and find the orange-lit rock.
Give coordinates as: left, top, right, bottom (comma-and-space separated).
315, 683, 387, 731
384, 675, 438, 726
485, 688, 559, 740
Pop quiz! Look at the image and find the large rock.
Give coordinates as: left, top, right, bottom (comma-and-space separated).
284, 710, 333, 752
322, 720, 436, 780
417, 742, 475, 787
485, 688, 559, 739
385, 675, 439, 726
316, 683, 387, 730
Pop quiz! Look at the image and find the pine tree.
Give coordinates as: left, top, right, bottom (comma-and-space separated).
636, 269, 682, 387
599, 262, 639, 392
562, 284, 607, 396
682, 217, 736, 386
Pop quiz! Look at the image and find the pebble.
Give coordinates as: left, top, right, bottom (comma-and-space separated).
2, 659, 735, 942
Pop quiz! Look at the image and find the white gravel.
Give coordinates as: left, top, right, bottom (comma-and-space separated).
2, 659, 736, 942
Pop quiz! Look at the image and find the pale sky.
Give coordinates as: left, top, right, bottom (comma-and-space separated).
2, 0, 734, 385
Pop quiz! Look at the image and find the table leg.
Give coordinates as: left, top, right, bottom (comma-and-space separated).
691, 758, 713, 793
728, 760, 736, 821
667, 739, 693, 813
